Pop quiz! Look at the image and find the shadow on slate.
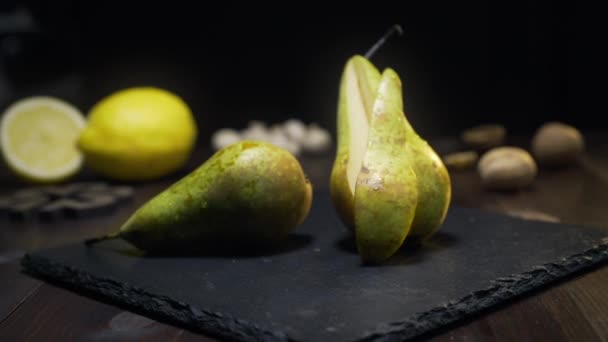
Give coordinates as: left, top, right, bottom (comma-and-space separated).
20, 191, 608, 342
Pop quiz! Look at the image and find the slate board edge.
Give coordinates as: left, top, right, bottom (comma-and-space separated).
19, 254, 292, 342
356, 240, 608, 342
19, 240, 608, 342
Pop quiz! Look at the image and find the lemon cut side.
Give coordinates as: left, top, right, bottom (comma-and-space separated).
0, 96, 86, 183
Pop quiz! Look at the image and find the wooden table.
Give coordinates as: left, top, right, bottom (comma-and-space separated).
1, 134, 607, 341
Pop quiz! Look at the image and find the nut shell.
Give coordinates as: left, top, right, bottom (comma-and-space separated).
461, 124, 506, 150
531, 122, 584, 166
478, 146, 537, 190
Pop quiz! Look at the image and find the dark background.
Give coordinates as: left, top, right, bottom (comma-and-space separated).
0, 1, 604, 144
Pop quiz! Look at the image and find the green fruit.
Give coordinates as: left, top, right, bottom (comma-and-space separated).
330, 54, 452, 263
401, 102, 452, 243
355, 69, 420, 263
330, 55, 382, 230
86, 141, 313, 254
330, 55, 419, 264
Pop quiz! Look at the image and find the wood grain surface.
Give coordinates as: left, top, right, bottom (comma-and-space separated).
1, 136, 607, 341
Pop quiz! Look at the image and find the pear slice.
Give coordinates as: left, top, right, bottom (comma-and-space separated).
330, 55, 382, 229
330, 55, 418, 264
401, 113, 452, 242
353, 69, 418, 263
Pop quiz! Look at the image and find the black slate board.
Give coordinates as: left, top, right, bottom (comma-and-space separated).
21, 191, 608, 342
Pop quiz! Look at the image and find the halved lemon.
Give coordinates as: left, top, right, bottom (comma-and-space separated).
0, 96, 86, 184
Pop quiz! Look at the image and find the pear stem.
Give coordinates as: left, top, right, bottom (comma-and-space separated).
364, 24, 404, 59
84, 232, 121, 246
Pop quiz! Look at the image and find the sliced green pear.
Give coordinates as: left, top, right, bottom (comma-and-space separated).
330, 54, 452, 255
330, 55, 382, 229
87, 141, 313, 254
353, 69, 418, 263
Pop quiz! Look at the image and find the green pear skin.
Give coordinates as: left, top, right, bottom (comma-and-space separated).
374, 65, 452, 243
330, 55, 382, 229
354, 68, 419, 263
401, 115, 452, 242
100, 141, 313, 254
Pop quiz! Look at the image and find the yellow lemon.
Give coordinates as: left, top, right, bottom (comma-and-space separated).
77, 87, 197, 181
0, 96, 86, 184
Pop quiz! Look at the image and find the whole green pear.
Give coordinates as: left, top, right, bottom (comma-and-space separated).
87, 140, 313, 254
